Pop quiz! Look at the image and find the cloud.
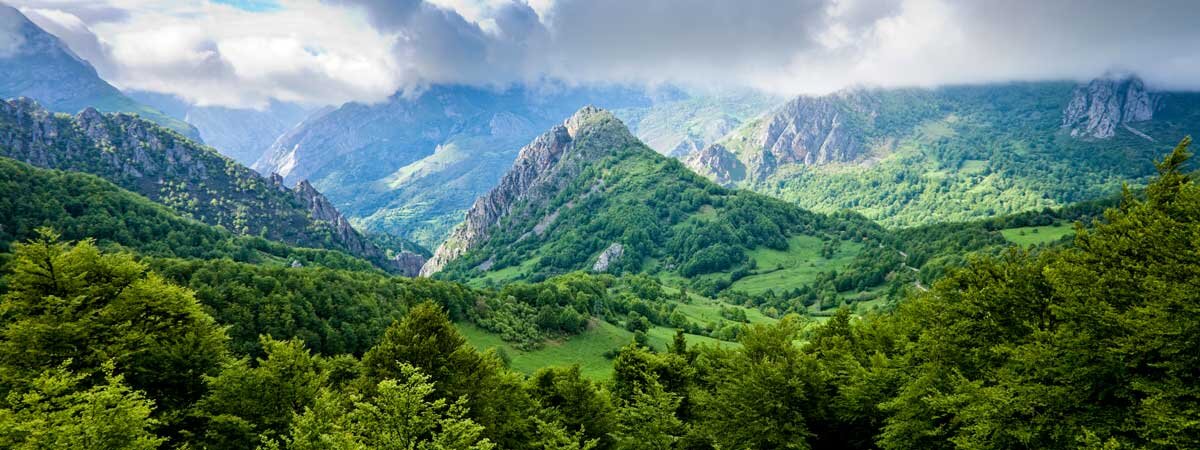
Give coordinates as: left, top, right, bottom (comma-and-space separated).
7, 0, 1200, 108
7, 0, 401, 108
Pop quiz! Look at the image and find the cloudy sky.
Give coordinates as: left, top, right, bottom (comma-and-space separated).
7, 0, 1200, 109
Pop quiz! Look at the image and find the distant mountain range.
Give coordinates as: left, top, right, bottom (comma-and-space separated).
128, 91, 313, 167
686, 77, 1200, 227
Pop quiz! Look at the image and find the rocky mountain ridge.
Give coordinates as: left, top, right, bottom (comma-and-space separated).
251, 85, 658, 247
0, 98, 417, 274
420, 106, 626, 276
683, 143, 745, 187
1062, 76, 1161, 139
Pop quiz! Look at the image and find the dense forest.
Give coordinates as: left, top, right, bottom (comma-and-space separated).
0, 139, 1195, 449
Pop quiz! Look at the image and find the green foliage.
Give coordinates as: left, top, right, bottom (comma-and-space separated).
0, 362, 164, 450
0, 157, 379, 271
0, 230, 228, 426
148, 258, 477, 356
279, 364, 495, 450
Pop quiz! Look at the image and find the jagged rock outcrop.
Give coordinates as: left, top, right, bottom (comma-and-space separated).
592, 243, 625, 272
684, 144, 746, 186
0, 98, 412, 273
747, 94, 865, 179
1062, 76, 1160, 139
421, 106, 631, 276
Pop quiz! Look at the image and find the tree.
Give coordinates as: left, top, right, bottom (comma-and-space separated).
528, 366, 615, 449
612, 382, 684, 450
695, 318, 824, 450
196, 338, 324, 449
361, 302, 537, 448
0, 230, 228, 429
0, 362, 163, 450
281, 364, 494, 450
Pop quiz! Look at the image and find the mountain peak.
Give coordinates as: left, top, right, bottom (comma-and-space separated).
420, 107, 641, 276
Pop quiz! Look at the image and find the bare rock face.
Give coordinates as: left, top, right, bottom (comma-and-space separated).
390, 251, 428, 277
1062, 76, 1160, 139
420, 106, 626, 276
748, 94, 864, 179
684, 144, 746, 186
592, 242, 625, 272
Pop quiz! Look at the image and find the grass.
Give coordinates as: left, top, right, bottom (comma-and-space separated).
730, 235, 863, 295
458, 320, 735, 379
456, 287, 768, 378
1000, 223, 1075, 246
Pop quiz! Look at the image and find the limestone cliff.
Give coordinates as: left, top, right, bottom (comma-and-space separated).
1062, 76, 1160, 139
684, 144, 746, 187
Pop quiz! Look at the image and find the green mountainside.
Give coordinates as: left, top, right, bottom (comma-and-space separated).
422, 107, 890, 292
691, 78, 1200, 227
0, 98, 422, 273
0, 156, 378, 272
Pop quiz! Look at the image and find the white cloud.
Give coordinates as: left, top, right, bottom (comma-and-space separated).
7, 0, 1200, 108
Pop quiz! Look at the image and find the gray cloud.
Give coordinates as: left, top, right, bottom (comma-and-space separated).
336, 0, 1200, 95
10, 0, 1200, 107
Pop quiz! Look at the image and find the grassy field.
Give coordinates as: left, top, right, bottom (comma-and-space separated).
457, 286, 769, 378
1000, 223, 1075, 246
458, 320, 735, 379
730, 235, 863, 295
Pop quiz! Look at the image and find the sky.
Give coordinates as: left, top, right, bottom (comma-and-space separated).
6, 0, 1200, 109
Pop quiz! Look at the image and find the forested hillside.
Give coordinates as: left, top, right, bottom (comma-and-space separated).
0, 138, 1195, 448
0, 99, 422, 273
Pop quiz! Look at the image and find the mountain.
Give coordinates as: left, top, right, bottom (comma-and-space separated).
1061, 76, 1160, 139
0, 156, 385, 272
683, 143, 745, 186
0, 98, 424, 274
129, 90, 312, 166
253, 84, 661, 247
421, 106, 886, 290
611, 90, 781, 157
0, 4, 200, 140
689, 76, 1200, 228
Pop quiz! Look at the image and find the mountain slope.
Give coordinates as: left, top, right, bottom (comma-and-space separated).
0, 156, 384, 271
691, 77, 1200, 228
422, 107, 885, 287
0, 4, 199, 140
0, 98, 422, 274
611, 90, 781, 157
253, 85, 660, 247
129, 90, 311, 166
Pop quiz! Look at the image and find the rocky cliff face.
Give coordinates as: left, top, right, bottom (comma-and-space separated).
420, 106, 630, 276
684, 144, 746, 186
0, 98, 410, 273
747, 94, 865, 179
1062, 76, 1160, 139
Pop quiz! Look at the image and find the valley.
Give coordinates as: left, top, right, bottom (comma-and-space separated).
0, 1, 1197, 448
